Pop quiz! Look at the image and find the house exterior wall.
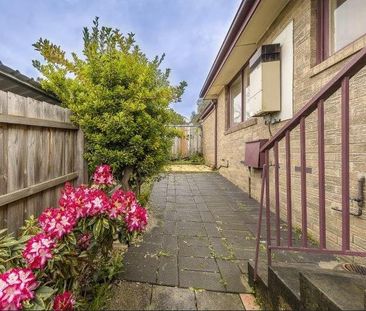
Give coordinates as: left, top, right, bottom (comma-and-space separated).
201, 0, 366, 255
201, 109, 216, 167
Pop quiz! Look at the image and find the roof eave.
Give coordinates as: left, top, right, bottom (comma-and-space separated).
199, 0, 260, 99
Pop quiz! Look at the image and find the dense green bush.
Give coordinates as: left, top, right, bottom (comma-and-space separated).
33, 17, 187, 192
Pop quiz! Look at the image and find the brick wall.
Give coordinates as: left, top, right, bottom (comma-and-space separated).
201, 109, 216, 167
200, 0, 366, 256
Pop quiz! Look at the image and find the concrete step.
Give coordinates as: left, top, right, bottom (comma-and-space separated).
300, 269, 366, 310
249, 261, 365, 310
268, 263, 334, 310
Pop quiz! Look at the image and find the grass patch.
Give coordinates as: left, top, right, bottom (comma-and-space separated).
170, 153, 205, 165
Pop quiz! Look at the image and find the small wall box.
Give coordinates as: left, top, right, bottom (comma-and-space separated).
244, 139, 268, 168
247, 44, 281, 116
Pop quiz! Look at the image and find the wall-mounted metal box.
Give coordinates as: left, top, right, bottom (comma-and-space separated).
246, 44, 281, 117
244, 139, 268, 168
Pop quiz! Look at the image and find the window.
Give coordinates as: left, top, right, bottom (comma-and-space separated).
317, 0, 366, 62
228, 65, 250, 128
230, 75, 242, 125
329, 0, 366, 52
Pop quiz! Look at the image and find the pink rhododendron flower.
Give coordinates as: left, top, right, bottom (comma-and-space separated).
109, 190, 127, 218
92, 164, 114, 187
23, 233, 56, 270
125, 204, 148, 232
0, 268, 38, 310
38, 207, 76, 239
109, 190, 138, 218
83, 188, 111, 216
59, 184, 90, 219
53, 291, 75, 311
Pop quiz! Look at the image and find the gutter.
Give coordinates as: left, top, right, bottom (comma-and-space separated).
199, 0, 260, 98
198, 100, 216, 121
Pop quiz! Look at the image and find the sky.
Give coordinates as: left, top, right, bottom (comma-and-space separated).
0, 0, 241, 118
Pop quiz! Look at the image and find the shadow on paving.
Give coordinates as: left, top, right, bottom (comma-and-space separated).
118, 172, 337, 295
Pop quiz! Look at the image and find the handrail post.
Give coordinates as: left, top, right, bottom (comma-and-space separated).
265, 150, 272, 266
318, 100, 326, 248
285, 131, 293, 246
254, 163, 267, 281
341, 76, 350, 251
274, 142, 280, 246
300, 117, 308, 247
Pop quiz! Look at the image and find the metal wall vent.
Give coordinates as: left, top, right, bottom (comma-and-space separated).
342, 263, 366, 275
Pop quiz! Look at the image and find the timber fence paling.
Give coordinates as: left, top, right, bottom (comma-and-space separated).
170, 125, 202, 159
0, 90, 87, 234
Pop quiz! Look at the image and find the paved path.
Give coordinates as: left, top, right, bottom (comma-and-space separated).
113, 171, 337, 310
120, 172, 260, 293
107, 281, 247, 310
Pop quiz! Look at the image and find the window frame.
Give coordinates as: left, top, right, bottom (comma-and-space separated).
317, 0, 366, 64
226, 63, 250, 129
317, 0, 330, 64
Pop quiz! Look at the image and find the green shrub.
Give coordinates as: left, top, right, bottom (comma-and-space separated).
33, 17, 187, 193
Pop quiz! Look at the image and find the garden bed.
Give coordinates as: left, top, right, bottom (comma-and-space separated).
0, 165, 149, 310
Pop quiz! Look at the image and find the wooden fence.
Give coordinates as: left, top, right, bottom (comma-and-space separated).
0, 90, 87, 233
171, 125, 202, 159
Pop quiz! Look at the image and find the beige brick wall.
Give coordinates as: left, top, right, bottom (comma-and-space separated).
201, 109, 216, 167
201, 0, 366, 256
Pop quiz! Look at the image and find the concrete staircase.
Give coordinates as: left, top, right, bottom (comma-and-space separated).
248, 262, 366, 310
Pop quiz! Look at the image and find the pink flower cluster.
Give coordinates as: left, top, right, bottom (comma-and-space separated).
1, 165, 148, 310
23, 234, 56, 270
83, 188, 111, 217
109, 190, 136, 218
92, 164, 114, 186
38, 208, 76, 239
53, 291, 75, 311
111, 190, 148, 232
125, 204, 148, 232
0, 268, 38, 310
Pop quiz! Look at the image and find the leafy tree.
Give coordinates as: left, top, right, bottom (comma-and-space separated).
169, 109, 187, 125
33, 17, 187, 192
190, 111, 199, 125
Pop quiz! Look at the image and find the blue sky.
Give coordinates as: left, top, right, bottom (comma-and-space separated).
0, 0, 240, 118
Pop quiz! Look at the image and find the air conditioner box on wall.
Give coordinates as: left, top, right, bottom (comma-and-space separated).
247, 44, 281, 117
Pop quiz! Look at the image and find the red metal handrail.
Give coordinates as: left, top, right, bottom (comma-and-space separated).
254, 46, 366, 280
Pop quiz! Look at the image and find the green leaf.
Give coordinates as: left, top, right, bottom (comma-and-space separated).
66, 233, 77, 245
33, 296, 46, 310
93, 219, 103, 238
102, 218, 110, 229
0, 228, 8, 236
36, 285, 55, 299
88, 217, 97, 226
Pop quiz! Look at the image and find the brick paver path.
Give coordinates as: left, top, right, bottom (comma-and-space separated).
120, 172, 260, 293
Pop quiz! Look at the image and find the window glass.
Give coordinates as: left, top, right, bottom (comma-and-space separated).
243, 66, 252, 120
230, 75, 242, 125
330, 0, 366, 52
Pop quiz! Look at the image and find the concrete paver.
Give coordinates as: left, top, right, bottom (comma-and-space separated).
119, 172, 259, 293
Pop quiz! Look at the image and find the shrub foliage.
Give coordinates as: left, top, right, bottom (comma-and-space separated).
33, 17, 187, 191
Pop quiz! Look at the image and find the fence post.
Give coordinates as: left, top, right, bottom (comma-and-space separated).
76, 128, 87, 185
